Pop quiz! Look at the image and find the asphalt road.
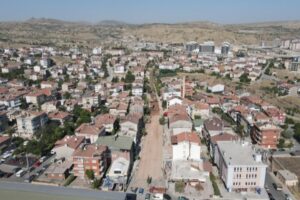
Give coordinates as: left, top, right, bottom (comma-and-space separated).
0, 181, 133, 200
265, 172, 287, 200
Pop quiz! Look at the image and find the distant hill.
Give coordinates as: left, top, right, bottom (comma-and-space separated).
0, 18, 299, 47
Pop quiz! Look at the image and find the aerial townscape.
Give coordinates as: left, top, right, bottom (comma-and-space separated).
1, 1, 300, 200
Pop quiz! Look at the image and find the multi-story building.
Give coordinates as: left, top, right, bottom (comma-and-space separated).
81, 92, 101, 110
251, 123, 281, 149
185, 41, 199, 52
199, 41, 215, 54
0, 111, 8, 133
221, 42, 230, 55
72, 144, 108, 179
16, 111, 48, 137
214, 141, 267, 192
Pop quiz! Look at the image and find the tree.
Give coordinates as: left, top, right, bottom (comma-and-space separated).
113, 118, 120, 134
92, 179, 101, 189
124, 71, 135, 83
282, 129, 294, 139
159, 116, 165, 125
85, 169, 95, 180
239, 73, 251, 83
277, 138, 285, 149
63, 92, 71, 99
112, 76, 119, 83
147, 176, 152, 185
162, 100, 167, 109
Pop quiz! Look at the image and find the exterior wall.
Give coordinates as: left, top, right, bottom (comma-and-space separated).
252, 127, 280, 149
16, 114, 48, 137
172, 142, 201, 161
215, 146, 267, 192
73, 156, 106, 179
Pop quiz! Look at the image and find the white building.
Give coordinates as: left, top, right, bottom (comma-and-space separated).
16, 111, 48, 137
171, 132, 201, 161
214, 141, 267, 192
92, 47, 102, 55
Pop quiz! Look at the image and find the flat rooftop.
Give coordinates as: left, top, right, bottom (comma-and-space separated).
216, 141, 267, 166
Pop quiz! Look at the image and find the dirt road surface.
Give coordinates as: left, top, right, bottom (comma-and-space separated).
130, 113, 164, 188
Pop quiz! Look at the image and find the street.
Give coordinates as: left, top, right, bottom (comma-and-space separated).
0, 181, 132, 200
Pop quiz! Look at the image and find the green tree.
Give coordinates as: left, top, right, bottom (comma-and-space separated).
63, 92, 71, 99
239, 73, 251, 83
282, 129, 294, 139
124, 71, 135, 83
85, 169, 95, 180
159, 116, 165, 125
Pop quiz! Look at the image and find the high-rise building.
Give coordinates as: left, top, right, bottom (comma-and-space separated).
199, 41, 215, 53
185, 41, 198, 52
221, 42, 230, 55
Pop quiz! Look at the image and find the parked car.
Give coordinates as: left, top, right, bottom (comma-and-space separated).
16, 169, 26, 177
145, 193, 151, 200
24, 175, 36, 183
35, 169, 43, 176
285, 194, 292, 200
130, 187, 138, 193
39, 156, 47, 163
273, 183, 283, 191
138, 188, 144, 194
178, 197, 189, 200
33, 161, 41, 168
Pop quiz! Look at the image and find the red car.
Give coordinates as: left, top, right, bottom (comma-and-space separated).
33, 161, 41, 168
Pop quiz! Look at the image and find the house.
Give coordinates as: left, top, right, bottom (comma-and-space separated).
251, 123, 281, 149
203, 117, 223, 138
81, 92, 101, 110
45, 160, 73, 180
16, 111, 48, 138
48, 111, 72, 125
208, 84, 225, 93
51, 135, 85, 160
167, 96, 182, 108
277, 170, 298, 187
114, 65, 125, 74
62, 82, 76, 93
72, 144, 109, 179
132, 86, 143, 97
41, 101, 60, 113
169, 113, 193, 135
96, 135, 134, 163
75, 123, 106, 143
171, 132, 201, 161
106, 157, 130, 186
214, 141, 267, 192
120, 113, 143, 143
192, 102, 210, 119
95, 114, 117, 133
129, 100, 144, 115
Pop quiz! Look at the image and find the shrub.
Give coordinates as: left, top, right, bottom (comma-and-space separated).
175, 181, 185, 193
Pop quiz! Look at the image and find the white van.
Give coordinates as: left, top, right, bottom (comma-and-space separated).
16, 169, 26, 177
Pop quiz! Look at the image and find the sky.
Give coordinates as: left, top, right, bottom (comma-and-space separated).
0, 0, 300, 24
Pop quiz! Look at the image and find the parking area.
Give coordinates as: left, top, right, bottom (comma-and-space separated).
0, 149, 55, 184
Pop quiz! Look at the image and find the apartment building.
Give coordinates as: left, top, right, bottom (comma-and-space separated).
214, 141, 267, 192
72, 144, 108, 179
16, 111, 48, 137
251, 123, 281, 149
